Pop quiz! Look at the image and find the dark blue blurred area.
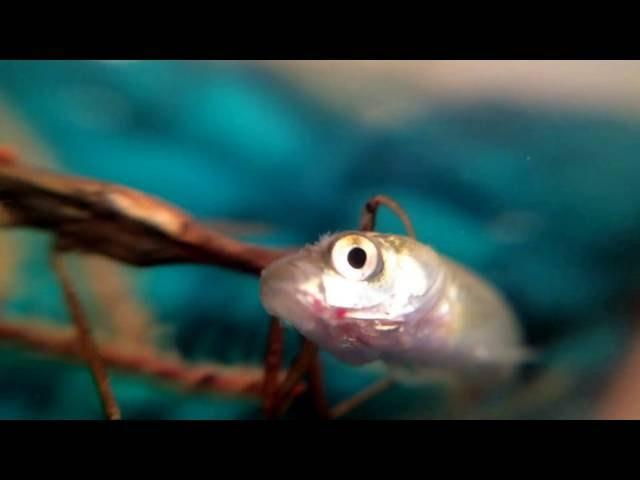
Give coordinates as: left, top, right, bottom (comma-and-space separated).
0, 60, 638, 419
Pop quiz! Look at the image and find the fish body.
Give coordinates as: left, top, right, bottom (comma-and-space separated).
260, 231, 531, 386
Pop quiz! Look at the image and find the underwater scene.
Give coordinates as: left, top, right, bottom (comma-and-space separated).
0, 60, 638, 419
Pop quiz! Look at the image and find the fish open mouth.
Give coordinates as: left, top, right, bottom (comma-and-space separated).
259, 246, 408, 365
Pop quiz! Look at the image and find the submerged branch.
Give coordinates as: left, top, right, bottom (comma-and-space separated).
0, 159, 307, 418
0, 319, 306, 400
0, 162, 289, 273
51, 249, 121, 420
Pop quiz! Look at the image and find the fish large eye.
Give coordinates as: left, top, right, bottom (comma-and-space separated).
330, 234, 381, 281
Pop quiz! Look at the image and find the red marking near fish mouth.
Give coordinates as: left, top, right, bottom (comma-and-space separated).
303, 295, 376, 348
308, 295, 348, 321
334, 307, 348, 320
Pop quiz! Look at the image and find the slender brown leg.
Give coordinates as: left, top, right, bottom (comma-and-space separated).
360, 194, 416, 238
262, 316, 284, 418
330, 377, 394, 419
306, 351, 330, 418
278, 338, 318, 415
50, 248, 121, 420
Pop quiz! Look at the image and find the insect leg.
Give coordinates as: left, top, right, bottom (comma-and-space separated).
262, 316, 284, 418
275, 337, 315, 415
306, 350, 330, 418
330, 376, 395, 419
360, 194, 416, 238
50, 246, 121, 420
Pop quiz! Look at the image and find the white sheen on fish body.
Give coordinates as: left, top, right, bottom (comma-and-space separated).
259, 231, 531, 387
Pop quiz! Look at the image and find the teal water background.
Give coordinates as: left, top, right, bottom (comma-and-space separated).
0, 60, 638, 419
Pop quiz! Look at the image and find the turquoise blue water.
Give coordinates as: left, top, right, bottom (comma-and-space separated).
0, 60, 638, 419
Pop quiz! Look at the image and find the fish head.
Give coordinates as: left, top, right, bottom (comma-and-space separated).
259, 231, 446, 363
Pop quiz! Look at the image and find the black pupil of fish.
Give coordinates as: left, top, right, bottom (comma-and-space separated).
347, 247, 367, 269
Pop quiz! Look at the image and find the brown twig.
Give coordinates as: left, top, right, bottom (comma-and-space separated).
360, 194, 416, 238
330, 377, 395, 419
307, 349, 330, 418
275, 339, 320, 416
0, 161, 294, 418
50, 248, 121, 420
262, 317, 285, 418
80, 255, 160, 347
0, 163, 289, 273
0, 318, 305, 399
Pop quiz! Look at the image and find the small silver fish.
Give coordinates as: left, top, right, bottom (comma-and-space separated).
260, 231, 532, 387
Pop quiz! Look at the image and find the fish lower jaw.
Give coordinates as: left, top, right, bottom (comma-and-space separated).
296, 292, 346, 323
296, 292, 408, 327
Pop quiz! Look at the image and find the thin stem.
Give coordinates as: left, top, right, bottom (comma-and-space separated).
360, 194, 416, 238
307, 350, 330, 418
0, 318, 302, 398
330, 377, 395, 419
50, 248, 121, 420
276, 338, 319, 417
262, 316, 284, 418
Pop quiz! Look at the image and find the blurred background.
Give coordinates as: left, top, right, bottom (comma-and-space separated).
0, 60, 639, 419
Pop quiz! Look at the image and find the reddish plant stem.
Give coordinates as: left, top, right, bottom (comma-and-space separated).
360, 194, 416, 238
330, 377, 394, 419
276, 339, 320, 417
50, 249, 121, 420
262, 317, 285, 418
307, 350, 330, 419
0, 319, 305, 399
